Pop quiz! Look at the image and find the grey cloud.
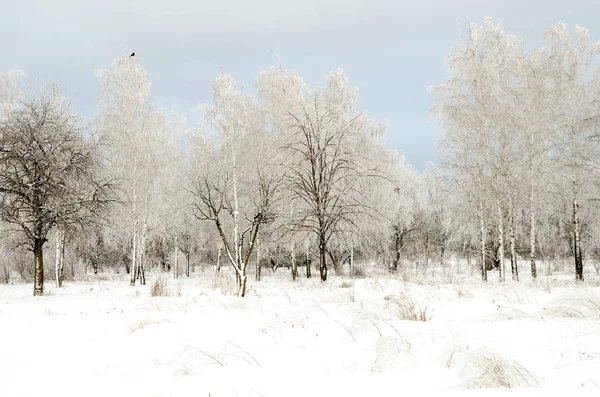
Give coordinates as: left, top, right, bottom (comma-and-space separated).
2, 0, 600, 169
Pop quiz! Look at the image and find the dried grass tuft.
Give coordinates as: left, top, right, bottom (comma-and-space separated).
542, 293, 600, 319
461, 348, 538, 389
384, 294, 430, 322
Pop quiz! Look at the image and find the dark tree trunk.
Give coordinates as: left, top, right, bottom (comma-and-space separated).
306, 243, 311, 278
319, 233, 327, 282
291, 255, 297, 281
33, 238, 44, 296
573, 197, 584, 282
186, 252, 190, 277
140, 263, 146, 285
391, 228, 400, 273
574, 234, 584, 282
440, 241, 446, 270
509, 213, 518, 281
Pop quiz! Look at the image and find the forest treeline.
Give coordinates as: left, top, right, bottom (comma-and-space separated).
1, 19, 600, 296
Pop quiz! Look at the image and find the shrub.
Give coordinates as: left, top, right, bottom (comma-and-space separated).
150, 277, 168, 297
461, 348, 538, 389
385, 294, 430, 322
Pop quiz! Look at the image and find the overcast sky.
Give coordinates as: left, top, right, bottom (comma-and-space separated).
1, 0, 599, 169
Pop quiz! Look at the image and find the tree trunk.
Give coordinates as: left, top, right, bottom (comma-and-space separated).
174, 235, 179, 279
291, 242, 297, 281
529, 159, 537, 279
305, 240, 311, 278
497, 201, 504, 282
440, 238, 446, 273
230, 144, 242, 288
238, 273, 247, 297
130, 155, 138, 286
319, 231, 327, 282
216, 246, 222, 275
391, 227, 400, 273
479, 200, 487, 282
130, 232, 137, 286
573, 190, 584, 281
255, 238, 261, 281
139, 220, 147, 286
571, 131, 584, 282
186, 252, 190, 277
33, 238, 44, 296
55, 229, 64, 288
509, 205, 518, 281
59, 231, 65, 286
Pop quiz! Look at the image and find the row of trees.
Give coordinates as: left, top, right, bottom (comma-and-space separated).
431, 19, 600, 283
2, 20, 600, 297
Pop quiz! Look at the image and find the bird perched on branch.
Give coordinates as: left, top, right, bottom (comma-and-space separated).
130, 52, 135, 57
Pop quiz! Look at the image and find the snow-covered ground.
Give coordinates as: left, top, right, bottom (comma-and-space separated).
1, 267, 600, 397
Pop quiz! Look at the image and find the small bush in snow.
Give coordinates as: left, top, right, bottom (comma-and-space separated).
150, 277, 168, 297
461, 348, 538, 389
542, 293, 600, 319
385, 294, 430, 322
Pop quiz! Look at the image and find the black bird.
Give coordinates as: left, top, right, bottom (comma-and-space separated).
130, 52, 135, 57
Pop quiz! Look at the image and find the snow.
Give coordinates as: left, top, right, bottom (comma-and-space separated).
1, 267, 599, 397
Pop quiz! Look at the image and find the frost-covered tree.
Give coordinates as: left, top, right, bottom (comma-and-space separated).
0, 89, 112, 295
95, 55, 183, 285
257, 66, 385, 281
190, 73, 283, 297
0, 69, 25, 121
542, 23, 600, 282
432, 19, 532, 281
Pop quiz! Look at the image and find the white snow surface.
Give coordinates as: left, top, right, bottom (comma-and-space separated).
1, 269, 600, 397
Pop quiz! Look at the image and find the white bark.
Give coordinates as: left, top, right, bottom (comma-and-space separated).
509, 202, 518, 281
174, 234, 179, 279
529, 159, 537, 278
255, 238, 261, 281
496, 200, 504, 282
54, 229, 64, 288
479, 199, 487, 282
291, 241, 296, 281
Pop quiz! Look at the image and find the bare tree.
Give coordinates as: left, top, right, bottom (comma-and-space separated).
190, 73, 283, 297
257, 66, 385, 281
0, 90, 113, 296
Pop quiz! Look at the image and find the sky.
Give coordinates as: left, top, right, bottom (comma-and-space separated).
1, 0, 599, 170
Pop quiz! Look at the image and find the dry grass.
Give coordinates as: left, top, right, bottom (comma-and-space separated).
150, 277, 182, 297
129, 317, 162, 333
456, 289, 474, 299
215, 273, 238, 296
461, 348, 538, 389
371, 336, 414, 373
542, 293, 600, 319
150, 277, 168, 297
384, 294, 430, 322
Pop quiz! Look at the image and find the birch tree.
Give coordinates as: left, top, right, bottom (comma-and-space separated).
0, 69, 25, 121
190, 73, 282, 297
431, 18, 525, 281
95, 55, 181, 285
543, 23, 600, 281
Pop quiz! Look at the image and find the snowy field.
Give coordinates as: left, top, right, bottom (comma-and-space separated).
1, 265, 600, 397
